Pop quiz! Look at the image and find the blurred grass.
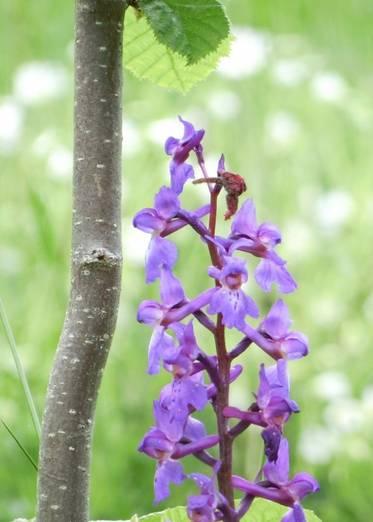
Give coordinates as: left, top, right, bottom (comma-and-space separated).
1, 0, 373, 521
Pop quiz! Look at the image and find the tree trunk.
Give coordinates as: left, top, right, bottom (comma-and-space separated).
37, 1, 125, 520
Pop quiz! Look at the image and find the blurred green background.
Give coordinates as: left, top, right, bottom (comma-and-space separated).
1, 0, 373, 520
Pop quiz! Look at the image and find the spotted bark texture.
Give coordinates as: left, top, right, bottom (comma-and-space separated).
37, 1, 125, 520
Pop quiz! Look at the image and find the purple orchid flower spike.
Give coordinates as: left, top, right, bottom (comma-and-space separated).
165, 117, 205, 194
207, 255, 259, 328
133, 186, 180, 283
137, 119, 318, 518
259, 300, 309, 360
263, 438, 319, 522
228, 199, 297, 293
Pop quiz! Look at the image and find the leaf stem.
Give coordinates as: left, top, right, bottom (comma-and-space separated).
0, 297, 41, 439
1, 417, 38, 471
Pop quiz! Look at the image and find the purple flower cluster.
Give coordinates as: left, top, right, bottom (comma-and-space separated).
134, 117, 319, 521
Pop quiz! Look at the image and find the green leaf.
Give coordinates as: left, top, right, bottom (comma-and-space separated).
124, 7, 231, 93
138, 0, 230, 64
125, 499, 321, 522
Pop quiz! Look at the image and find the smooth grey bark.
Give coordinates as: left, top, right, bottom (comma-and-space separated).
37, 1, 126, 520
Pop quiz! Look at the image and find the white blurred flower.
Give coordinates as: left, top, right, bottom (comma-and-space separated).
207, 90, 240, 120
218, 27, 270, 79
311, 295, 345, 326
361, 386, 373, 416
324, 398, 364, 433
266, 111, 300, 146
311, 72, 347, 102
0, 98, 23, 154
0, 247, 23, 275
31, 129, 57, 157
14, 62, 68, 105
123, 219, 149, 264
344, 437, 371, 460
122, 119, 141, 156
314, 190, 354, 234
312, 371, 351, 400
283, 219, 315, 260
298, 425, 340, 464
47, 146, 73, 179
272, 59, 309, 87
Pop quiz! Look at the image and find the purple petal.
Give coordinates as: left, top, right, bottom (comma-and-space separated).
173, 435, 219, 458
137, 300, 164, 325
288, 472, 320, 500
154, 399, 184, 442
208, 288, 258, 329
187, 494, 215, 522
154, 459, 184, 503
217, 154, 225, 174
165, 288, 215, 324
257, 222, 282, 247
255, 259, 297, 294
170, 162, 195, 194
282, 504, 306, 522
257, 363, 271, 409
184, 417, 207, 441
228, 236, 257, 255
282, 332, 309, 359
146, 236, 178, 283
173, 321, 200, 361
244, 293, 260, 319
180, 116, 196, 140
229, 364, 243, 383
220, 255, 248, 283
184, 374, 209, 411
266, 359, 289, 391
189, 473, 215, 496
265, 396, 295, 424
133, 208, 164, 233
207, 266, 221, 280
261, 299, 291, 339
160, 266, 185, 307
159, 383, 189, 430
263, 437, 289, 485
165, 136, 180, 156
148, 326, 175, 375
138, 427, 174, 459
231, 199, 258, 237
154, 186, 180, 219
214, 235, 232, 253
179, 117, 205, 150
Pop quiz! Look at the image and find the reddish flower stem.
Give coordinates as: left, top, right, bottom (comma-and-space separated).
207, 183, 235, 514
